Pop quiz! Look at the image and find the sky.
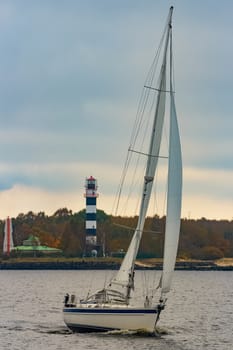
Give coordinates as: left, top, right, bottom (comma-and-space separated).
0, 0, 232, 220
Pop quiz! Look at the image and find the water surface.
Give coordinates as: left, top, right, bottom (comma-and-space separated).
0, 270, 232, 350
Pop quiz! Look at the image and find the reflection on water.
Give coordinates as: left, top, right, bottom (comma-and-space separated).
0, 270, 232, 350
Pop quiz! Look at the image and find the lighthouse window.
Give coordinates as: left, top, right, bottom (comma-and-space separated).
88, 182, 95, 190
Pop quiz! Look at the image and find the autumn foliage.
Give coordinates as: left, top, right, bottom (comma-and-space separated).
0, 209, 233, 259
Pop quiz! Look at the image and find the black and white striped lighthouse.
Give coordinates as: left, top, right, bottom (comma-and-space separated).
84, 176, 98, 249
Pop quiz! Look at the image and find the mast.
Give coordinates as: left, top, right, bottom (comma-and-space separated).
160, 6, 182, 297
110, 7, 174, 302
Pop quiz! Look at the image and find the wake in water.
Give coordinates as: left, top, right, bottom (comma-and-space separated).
103, 326, 169, 337
2, 320, 72, 336
38, 326, 72, 335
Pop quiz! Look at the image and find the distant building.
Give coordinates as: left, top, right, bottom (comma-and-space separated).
3, 217, 14, 256
14, 235, 62, 256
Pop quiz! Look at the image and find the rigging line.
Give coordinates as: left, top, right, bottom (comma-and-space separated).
129, 148, 168, 159
129, 87, 163, 216
142, 270, 148, 299
113, 223, 161, 234
130, 72, 154, 150
152, 166, 159, 218
132, 86, 156, 163
130, 81, 152, 148
143, 10, 170, 86
123, 152, 144, 214
112, 117, 139, 213
169, 16, 176, 93
112, 150, 131, 215
170, 13, 173, 96
123, 146, 149, 216
127, 83, 159, 216
113, 90, 150, 215
122, 99, 150, 216
130, 85, 152, 150
146, 271, 151, 297
134, 167, 146, 216
144, 85, 175, 93
129, 19, 167, 149
103, 270, 110, 291
129, 94, 149, 161
157, 18, 172, 220
161, 127, 169, 218
113, 6, 171, 217
132, 28, 169, 219
113, 87, 150, 214
114, 141, 140, 216
135, 78, 158, 161
130, 61, 161, 151
86, 270, 95, 300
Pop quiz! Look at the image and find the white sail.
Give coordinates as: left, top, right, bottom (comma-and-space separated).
161, 90, 182, 294
111, 10, 173, 294
111, 72, 166, 290
3, 217, 14, 255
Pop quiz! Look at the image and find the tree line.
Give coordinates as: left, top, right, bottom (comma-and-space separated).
0, 208, 233, 259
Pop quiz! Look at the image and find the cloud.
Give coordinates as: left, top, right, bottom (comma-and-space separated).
184, 167, 233, 199
182, 167, 233, 219
0, 184, 82, 218
0, 165, 232, 220
0, 1, 232, 219
183, 195, 233, 221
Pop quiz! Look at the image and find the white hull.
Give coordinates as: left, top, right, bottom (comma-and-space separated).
63, 306, 158, 333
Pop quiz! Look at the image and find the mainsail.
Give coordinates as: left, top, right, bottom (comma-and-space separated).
110, 8, 174, 299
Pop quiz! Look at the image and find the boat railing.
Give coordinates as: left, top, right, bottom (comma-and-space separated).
64, 293, 77, 307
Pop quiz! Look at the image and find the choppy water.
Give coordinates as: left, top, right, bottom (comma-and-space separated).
0, 270, 232, 350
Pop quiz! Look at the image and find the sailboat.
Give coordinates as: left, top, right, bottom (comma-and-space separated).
63, 6, 182, 333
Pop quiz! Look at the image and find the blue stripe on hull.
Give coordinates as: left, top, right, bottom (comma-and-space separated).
63, 307, 157, 314
63, 308, 158, 333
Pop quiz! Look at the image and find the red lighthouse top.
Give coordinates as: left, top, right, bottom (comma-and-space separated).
84, 176, 99, 197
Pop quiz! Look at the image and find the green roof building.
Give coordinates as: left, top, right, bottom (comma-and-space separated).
14, 235, 62, 255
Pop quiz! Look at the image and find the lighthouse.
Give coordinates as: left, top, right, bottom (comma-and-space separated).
84, 176, 98, 252
3, 217, 14, 256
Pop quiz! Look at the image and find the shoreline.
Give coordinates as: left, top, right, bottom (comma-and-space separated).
0, 259, 233, 270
